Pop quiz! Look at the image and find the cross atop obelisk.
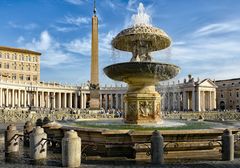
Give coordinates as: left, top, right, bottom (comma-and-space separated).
89, 0, 100, 109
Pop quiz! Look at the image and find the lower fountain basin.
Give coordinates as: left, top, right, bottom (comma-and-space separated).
103, 62, 180, 84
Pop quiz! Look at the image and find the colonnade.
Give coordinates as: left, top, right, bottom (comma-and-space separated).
99, 93, 125, 110
0, 87, 89, 109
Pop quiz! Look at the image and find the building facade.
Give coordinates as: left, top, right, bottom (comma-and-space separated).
215, 78, 240, 111
0, 46, 41, 83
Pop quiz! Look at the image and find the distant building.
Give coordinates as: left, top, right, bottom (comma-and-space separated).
0, 46, 41, 83
215, 78, 240, 111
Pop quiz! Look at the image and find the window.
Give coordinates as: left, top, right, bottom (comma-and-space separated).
33, 57, 35, 62
221, 94, 223, 98
28, 64, 30, 71
35, 65, 38, 71
237, 92, 239, 98
19, 74, 24, 80
232, 83, 234, 85
0, 52, 2, 58
33, 75, 38, 81
6, 53, 10, 59
230, 92, 232, 97
0, 63, 1, 68
12, 74, 16, 80
5, 63, 9, 69
29, 56, 31, 61
223, 84, 226, 86
26, 75, 30, 81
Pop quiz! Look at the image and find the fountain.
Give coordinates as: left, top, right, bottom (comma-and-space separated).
42, 4, 239, 162
104, 3, 180, 124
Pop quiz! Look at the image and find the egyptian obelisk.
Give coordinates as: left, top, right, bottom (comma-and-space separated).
89, 0, 100, 109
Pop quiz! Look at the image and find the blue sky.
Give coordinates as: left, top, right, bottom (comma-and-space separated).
0, 0, 240, 85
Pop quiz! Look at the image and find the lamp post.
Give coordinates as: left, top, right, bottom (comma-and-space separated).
26, 83, 37, 111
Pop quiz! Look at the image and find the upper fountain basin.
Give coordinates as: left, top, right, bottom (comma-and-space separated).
103, 62, 180, 84
112, 25, 171, 52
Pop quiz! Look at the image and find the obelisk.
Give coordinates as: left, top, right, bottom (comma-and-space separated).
89, 0, 100, 109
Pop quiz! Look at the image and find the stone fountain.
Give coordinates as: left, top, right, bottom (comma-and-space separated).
104, 3, 180, 124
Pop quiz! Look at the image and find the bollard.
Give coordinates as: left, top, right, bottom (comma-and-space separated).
30, 126, 47, 160
4, 124, 19, 155
222, 129, 234, 161
24, 121, 34, 147
151, 130, 164, 164
62, 130, 81, 167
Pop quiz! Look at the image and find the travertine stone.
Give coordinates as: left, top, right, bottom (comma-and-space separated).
30, 126, 47, 160
5, 124, 19, 154
151, 130, 164, 164
62, 130, 81, 167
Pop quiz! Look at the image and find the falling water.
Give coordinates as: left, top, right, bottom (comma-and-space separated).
131, 3, 151, 26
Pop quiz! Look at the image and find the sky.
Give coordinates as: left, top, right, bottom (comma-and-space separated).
0, 0, 240, 86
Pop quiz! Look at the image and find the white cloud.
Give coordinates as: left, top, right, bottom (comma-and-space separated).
193, 20, 240, 37
127, 0, 137, 12
155, 19, 240, 81
64, 0, 87, 5
61, 15, 91, 26
51, 25, 77, 32
64, 37, 91, 56
16, 36, 25, 43
8, 21, 38, 30
64, 31, 116, 56
20, 30, 74, 67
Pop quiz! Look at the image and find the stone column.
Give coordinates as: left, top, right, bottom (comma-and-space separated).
99, 94, 102, 108
202, 91, 205, 111
12, 89, 15, 107
192, 89, 195, 111
110, 94, 113, 109
24, 90, 27, 107
213, 91, 217, 109
121, 94, 124, 110
6, 89, 9, 107
18, 90, 20, 107
36, 90, 38, 107
53, 92, 55, 109
64, 93, 67, 108
0, 88, 2, 107
183, 91, 186, 111
47, 92, 50, 108
69, 93, 72, 108
83, 93, 87, 109
80, 93, 83, 109
74, 93, 77, 108
41, 92, 44, 107
167, 92, 170, 111
105, 94, 108, 110
58, 92, 61, 109
116, 94, 119, 110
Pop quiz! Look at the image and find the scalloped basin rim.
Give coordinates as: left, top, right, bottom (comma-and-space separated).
103, 62, 180, 83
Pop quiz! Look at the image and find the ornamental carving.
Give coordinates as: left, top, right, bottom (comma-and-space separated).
139, 101, 153, 117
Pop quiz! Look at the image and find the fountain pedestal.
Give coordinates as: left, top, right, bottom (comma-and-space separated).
125, 84, 161, 124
